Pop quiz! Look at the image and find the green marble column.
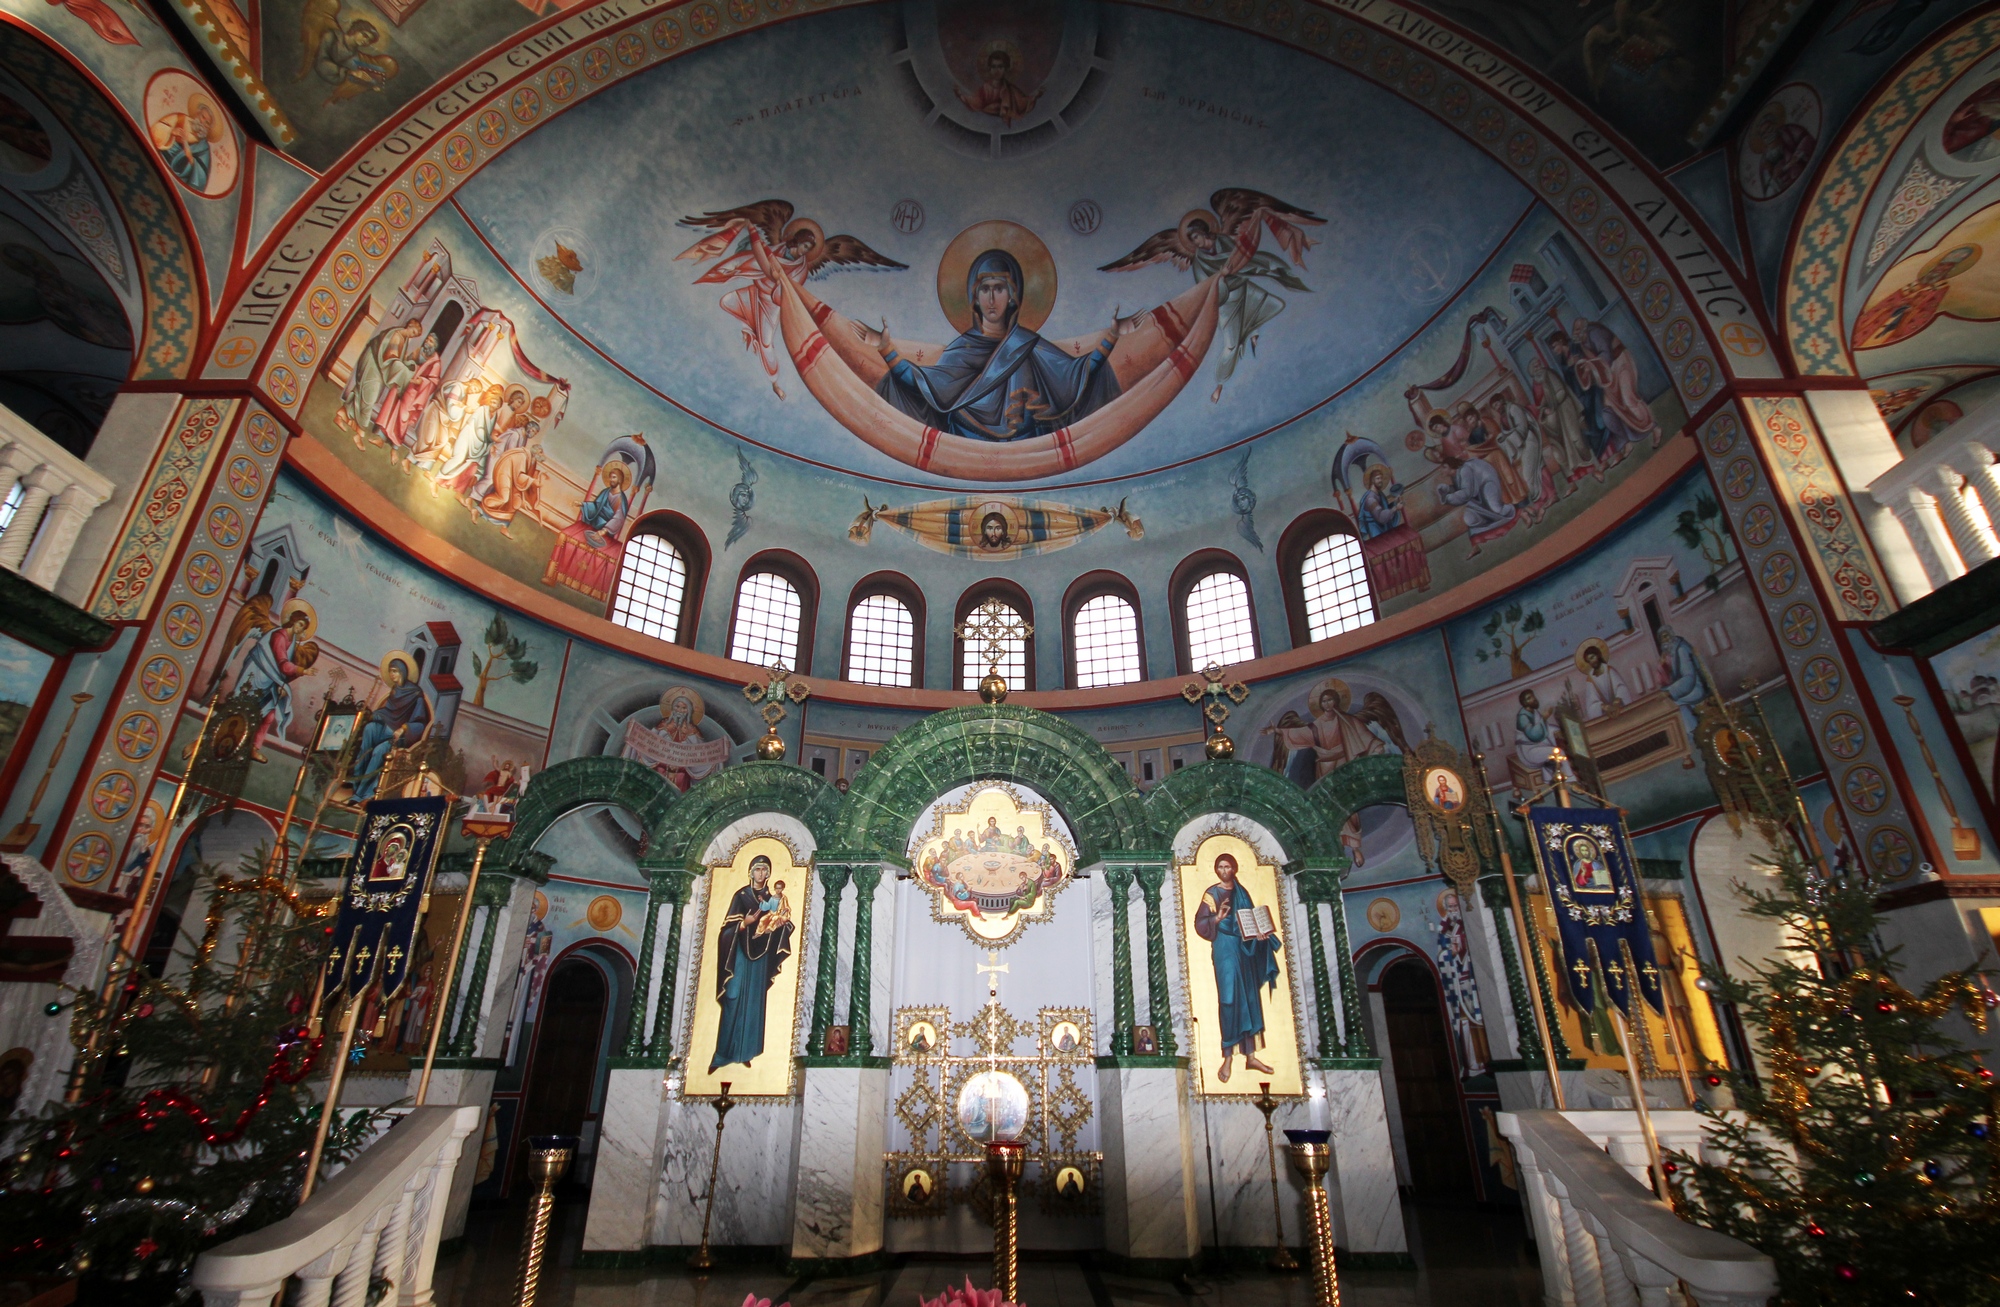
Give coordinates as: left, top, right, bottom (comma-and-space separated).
446, 876, 511, 1058
1302, 893, 1342, 1060
809, 863, 850, 1057
1328, 888, 1371, 1058
646, 870, 695, 1059
1479, 874, 1540, 1061
619, 888, 663, 1056
848, 865, 882, 1057
1133, 865, 1177, 1058
1104, 865, 1135, 1057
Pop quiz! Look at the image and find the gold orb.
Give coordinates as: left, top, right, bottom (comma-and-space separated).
755, 731, 787, 761
978, 672, 1009, 704
135, 1176, 155, 1194
1205, 733, 1235, 760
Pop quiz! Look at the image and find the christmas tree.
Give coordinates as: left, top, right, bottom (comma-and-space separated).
1674, 831, 2000, 1305
1, 856, 379, 1305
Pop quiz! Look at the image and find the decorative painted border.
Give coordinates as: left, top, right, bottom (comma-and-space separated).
1782, 9, 2000, 376
1692, 404, 1919, 880
212, 0, 1767, 447
90, 397, 235, 621
55, 401, 289, 888
159, 0, 297, 146
1743, 395, 1891, 623
0, 24, 201, 379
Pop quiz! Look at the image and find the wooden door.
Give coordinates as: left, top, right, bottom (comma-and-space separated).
1382, 957, 1477, 1203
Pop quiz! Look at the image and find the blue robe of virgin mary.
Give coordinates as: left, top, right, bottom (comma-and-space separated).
876, 249, 1121, 441
710, 883, 795, 1071
1195, 881, 1281, 1053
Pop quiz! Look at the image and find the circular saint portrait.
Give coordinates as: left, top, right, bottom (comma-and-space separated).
956, 1069, 1029, 1143
906, 1019, 940, 1054
900, 1166, 936, 1205
1365, 897, 1401, 932
1422, 766, 1467, 813
586, 895, 622, 932
1048, 1019, 1082, 1053
143, 70, 239, 197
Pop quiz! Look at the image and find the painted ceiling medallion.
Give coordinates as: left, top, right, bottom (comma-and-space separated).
909, 783, 1075, 945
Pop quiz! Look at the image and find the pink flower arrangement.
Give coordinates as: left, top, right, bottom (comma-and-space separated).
917, 1277, 1012, 1307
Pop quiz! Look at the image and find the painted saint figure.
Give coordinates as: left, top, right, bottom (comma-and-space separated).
150, 97, 216, 191
710, 854, 796, 1072
1656, 624, 1708, 769
1577, 640, 1629, 720
350, 652, 431, 801
865, 248, 1122, 441
1193, 853, 1280, 1083
956, 44, 1040, 125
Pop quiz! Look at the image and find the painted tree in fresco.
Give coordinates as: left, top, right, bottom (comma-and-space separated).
471, 613, 539, 707
1474, 602, 1544, 678
1672, 491, 1733, 590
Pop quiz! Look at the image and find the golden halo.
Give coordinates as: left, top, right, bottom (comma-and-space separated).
781, 217, 824, 253
1177, 208, 1219, 252
936, 220, 1056, 335
974, 500, 1021, 536
659, 686, 705, 725
280, 599, 318, 641
1313, 677, 1352, 712
1920, 242, 1981, 281
379, 649, 418, 683
979, 38, 1025, 73
1436, 886, 1461, 916
1574, 638, 1611, 674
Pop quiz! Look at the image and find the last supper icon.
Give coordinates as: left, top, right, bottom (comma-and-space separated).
910, 783, 1076, 944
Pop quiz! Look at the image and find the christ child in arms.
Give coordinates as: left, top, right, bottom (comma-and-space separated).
1193, 852, 1281, 1083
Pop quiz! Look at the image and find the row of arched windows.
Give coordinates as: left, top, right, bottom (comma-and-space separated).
604, 512, 1377, 690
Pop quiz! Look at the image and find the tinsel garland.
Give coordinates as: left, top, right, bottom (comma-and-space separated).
111, 1035, 325, 1146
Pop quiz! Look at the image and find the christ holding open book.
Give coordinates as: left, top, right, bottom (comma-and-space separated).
1193, 852, 1281, 1083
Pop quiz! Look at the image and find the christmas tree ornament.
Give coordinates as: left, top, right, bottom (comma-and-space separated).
134, 1177, 154, 1194
43, 1001, 60, 1016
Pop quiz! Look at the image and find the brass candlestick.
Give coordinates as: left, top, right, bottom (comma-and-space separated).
689, 1083, 734, 1272
516, 1134, 576, 1307
1254, 1083, 1299, 1271
1284, 1130, 1340, 1307
986, 1139, 1026, 1304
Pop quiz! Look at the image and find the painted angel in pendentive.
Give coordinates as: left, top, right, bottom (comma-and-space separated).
676, 200, 907, 399
296, 0, 399, 106
1100, 188, 1324, 402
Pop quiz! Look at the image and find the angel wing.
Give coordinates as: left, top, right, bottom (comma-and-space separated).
204, 593, 278, 695
295, 0, 341, 81
675, 200, 794, 263
1355, 691, 1410, 756
1212, 188, 1325, 266
804, 234, 908, 278
1098, 227, 1192, 274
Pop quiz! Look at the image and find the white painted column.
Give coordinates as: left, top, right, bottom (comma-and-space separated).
0, 466, 58, 570
22, 480, 111, 589
1883, 486, 1963, 589
1929, 466, 1999, 567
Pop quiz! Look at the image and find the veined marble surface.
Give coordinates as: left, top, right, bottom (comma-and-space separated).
1099, 1065, 1199, 1259
790, 1066, 888, 1258
656, 1096, 803, 1247
416, 1066, 498, 1241
585, 1068, 670, 1251
1322, 1068, 1406, 1254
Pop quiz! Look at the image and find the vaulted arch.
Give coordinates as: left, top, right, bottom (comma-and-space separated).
1307, 753, 1411, 868
494, 755, 677, 875
828, 704, 1155, 867
1143, 758, 1343, 866
642, 761, 842, 871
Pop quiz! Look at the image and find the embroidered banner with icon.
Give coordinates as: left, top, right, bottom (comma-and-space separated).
327, 795, 450, 1003
1524, 805, 1665, 1017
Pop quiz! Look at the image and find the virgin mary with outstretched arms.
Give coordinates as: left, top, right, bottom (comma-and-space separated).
869, 249, 1121, 441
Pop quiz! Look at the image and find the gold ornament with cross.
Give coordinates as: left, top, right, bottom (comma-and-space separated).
743, 664, 811, 761
1181, 663, 1248, 759
957, 597, 1034, 703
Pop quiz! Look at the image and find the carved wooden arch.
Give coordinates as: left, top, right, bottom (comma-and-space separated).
640, 760, 842, 872
492, 754, 677, 874
1143, 757, 1343, 867
827, 703, 1155, 868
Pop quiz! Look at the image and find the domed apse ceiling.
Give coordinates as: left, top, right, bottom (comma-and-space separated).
300, 0, 1690, 635
452, 5, 1528, 488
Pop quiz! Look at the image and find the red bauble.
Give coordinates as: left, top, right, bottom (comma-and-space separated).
134, 1237, 159, 1260
1806, 1222, 1827, 1237
1836, 1265, 1857, 1282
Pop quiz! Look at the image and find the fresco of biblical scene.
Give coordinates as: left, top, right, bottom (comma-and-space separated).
1445, 469, 1800, 831
907, 782, 1075, 946
682, 835, 809, 1099
1176, 832, 1303, 1096
1925, 620, 2000, 815
0, 633, 53, 775
189, 473, 561, 829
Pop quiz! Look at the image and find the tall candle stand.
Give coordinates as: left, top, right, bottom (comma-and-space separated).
516, 1134, 576, 1307
986, 1139, 1026, 1304
1284, 1130, 1340, 1307
1254, 1083, 1299, 1271
689, 1082, 734, 1272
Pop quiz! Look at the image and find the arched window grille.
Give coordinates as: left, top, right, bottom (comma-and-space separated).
846, 592, 916, 687
1183, 570, 1257, 668
729, 571, 803, 668
1070, 593, 1143, 688
1299, 532, 1375, 640
610, 532, 689, 643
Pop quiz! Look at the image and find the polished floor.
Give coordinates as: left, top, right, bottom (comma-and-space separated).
433, 1198, 1543, 1307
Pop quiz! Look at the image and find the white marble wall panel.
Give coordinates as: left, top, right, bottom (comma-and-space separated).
1321, 1068, 1406, 1254
789, 1066, 888, 1258
1099, 1065, 1199, 1260
1090, 869, 1117, 1054
420, 1067, 496, 1240
655, 1096, 802, 1247
1464, 898, 1524, 1061
1185, 1095, 1302, 1249
585, 1067, 670, 1251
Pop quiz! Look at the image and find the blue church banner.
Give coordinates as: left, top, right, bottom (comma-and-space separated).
1524, 805, 1666, 1017
327, 796, 450, 1004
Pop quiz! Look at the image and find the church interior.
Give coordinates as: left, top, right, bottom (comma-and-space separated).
2, 0, 2000, 1303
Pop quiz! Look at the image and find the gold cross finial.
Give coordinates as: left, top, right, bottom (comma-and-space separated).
955, 598, 1033, 703
977, 950, 1009, 1000
1180, 663, 1249, 759
1572, 957, 1591, 988
743, 664, 810, 761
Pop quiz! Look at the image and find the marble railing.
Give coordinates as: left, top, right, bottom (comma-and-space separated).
0, 403, 114, 592
1497, 1109, 1777, 1307
189, 1105, 479, 1307
1865, 397, 2000, 592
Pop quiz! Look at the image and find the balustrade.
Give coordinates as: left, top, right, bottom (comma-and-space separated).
1866, 396, 2000, 592
0, 403, 114, 592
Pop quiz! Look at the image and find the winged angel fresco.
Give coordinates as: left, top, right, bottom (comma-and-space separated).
675, 190, 1321, 481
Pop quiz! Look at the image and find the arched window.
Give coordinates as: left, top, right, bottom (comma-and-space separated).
611, 533, 690, 643
955, 583, 1035, 692
1172, 552, 1259, 672
727, 550, 818, 672
1279, 510, 1377, 645
846, 593, 917, 687
1064, 572, 1145, 689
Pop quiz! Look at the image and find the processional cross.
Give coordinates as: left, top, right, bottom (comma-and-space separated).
1181, 662, 1249, 759
956, 598, 1033, 703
